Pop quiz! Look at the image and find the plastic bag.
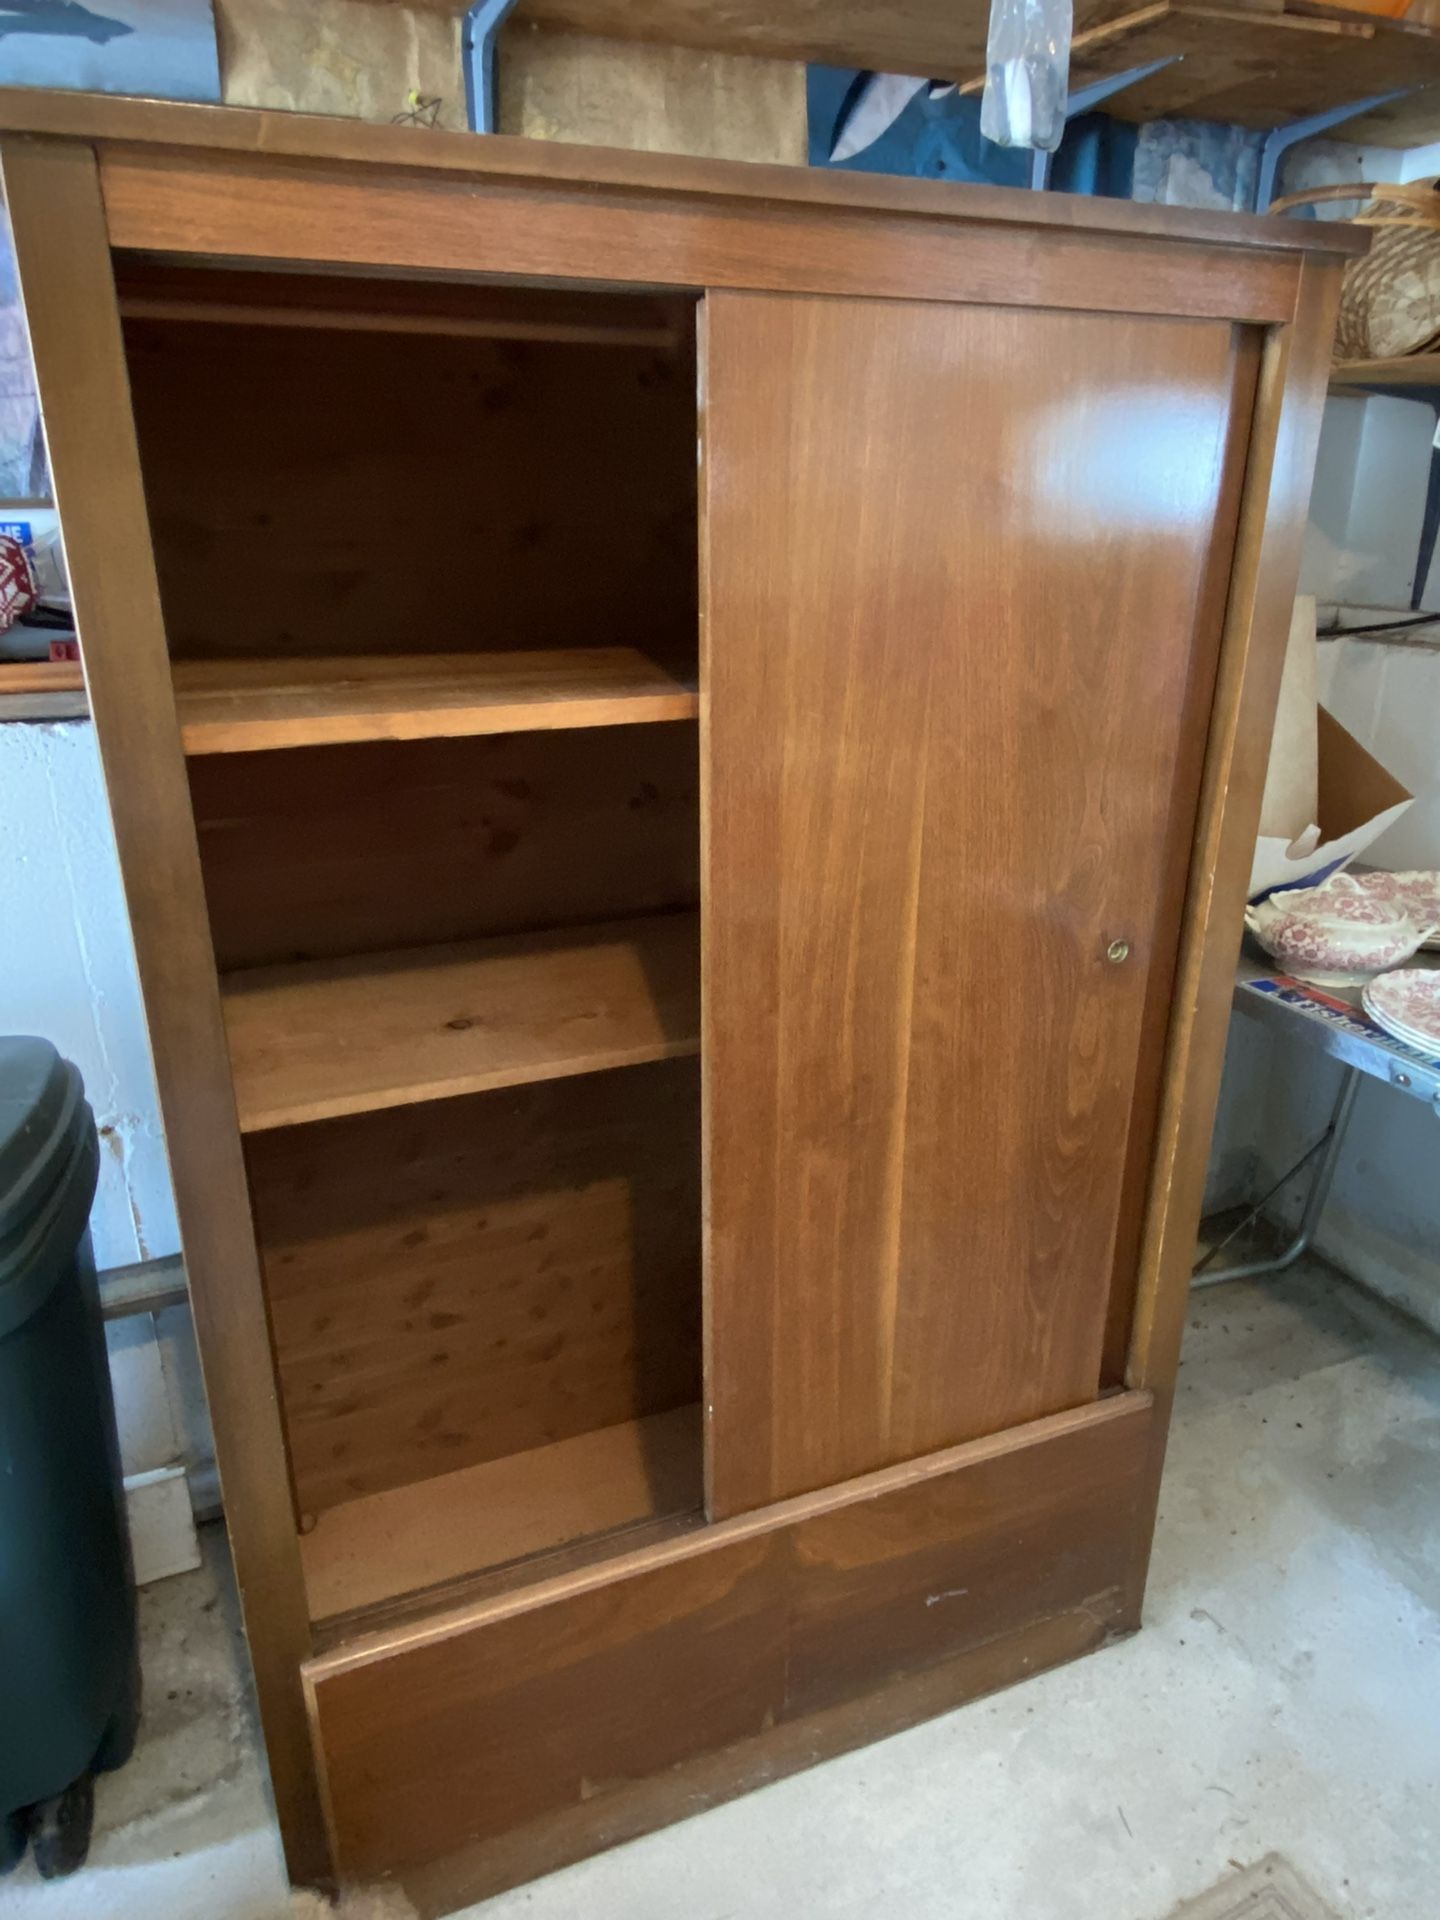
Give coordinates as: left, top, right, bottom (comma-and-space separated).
980, 0, 1074, 153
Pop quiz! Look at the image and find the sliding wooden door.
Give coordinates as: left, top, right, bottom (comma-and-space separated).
701, 291, 1258, 1517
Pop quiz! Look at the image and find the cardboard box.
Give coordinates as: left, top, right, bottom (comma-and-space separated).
1250, 595, 1413, 899
1251, 705, 1414, 900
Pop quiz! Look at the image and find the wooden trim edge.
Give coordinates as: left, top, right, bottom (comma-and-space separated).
1121, 260, 1347, 1593
306, 1387, 1154, 1679
0, 88, 1367, 261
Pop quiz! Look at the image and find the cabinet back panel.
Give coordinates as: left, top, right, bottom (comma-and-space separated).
189, 724, 699, 970
122, 298, 696, 662
703, 292, 1257, 1514
248, 1058, 701, 1517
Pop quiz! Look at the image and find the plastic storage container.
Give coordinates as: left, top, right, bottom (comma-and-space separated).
0, 1038, 140, 1878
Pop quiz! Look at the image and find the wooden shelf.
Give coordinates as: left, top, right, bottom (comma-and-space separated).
300, 1403, 701, 1621
515, 0, 1440, 144
1331, 355, 1440, 395
0, 659, 87, 722
174, 648, 698, 754
222, 908, 700, 1133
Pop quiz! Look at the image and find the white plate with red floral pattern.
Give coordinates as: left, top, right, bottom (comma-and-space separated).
1362, 969, 1440, 1057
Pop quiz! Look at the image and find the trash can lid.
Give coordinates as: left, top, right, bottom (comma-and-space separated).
0, 1037, 89, 1251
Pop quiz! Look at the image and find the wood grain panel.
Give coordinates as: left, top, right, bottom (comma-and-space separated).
305, 1391, 1152, 1895
0, 133, 328, 1879
702, 293, 1254, 1516
123, 301, 696, 665
517, 0, 1012, 76
188, 723, 699, 970
222, 909, 699, 1132
401, 1603, 1116, 1918
174, 649, 698, 754
99, 149, 1300, 328
301, 1404, 701, 1620
249, 1058, 701, 1514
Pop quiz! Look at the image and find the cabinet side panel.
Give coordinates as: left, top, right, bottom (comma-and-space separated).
0, 134, 327, 1881
702, 289, 1260, 1516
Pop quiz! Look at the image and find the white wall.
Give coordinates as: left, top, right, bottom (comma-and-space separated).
1264, 632, 1440, 1334
2, 718, 204, 1576
1208, 389, 1440, 1335
1, 719, 176, 1264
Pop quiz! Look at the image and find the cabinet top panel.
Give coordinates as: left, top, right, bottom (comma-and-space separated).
0, 87, 1365, 263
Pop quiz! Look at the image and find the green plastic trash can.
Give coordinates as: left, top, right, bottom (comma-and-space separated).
0, 1037, 141, 1879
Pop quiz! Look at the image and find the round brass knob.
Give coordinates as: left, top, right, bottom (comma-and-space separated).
1106, 939, 1131, 966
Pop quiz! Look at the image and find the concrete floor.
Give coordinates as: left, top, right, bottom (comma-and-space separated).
2, 1255, 1436, 1920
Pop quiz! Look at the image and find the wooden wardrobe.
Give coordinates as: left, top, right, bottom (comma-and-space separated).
1, 89, 1356, 1910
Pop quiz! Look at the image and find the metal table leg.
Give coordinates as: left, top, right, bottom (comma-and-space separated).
1193, 1065, 1361, 1288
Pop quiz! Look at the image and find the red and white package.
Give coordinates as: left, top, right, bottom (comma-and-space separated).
0, 534, 37, 634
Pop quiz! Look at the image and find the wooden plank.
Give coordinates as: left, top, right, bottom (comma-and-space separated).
1067, 3, 1440, 129
0, 689, 89, 721
1339, 88, 1440, 150
301, 1404, 702, 1622
0, 659, 84, 694
0, 88, 1366, 260
188, 724, 700, 972
516, 0, 1011, 74
98, 147, 1302, 328
311, 1508, 704, 1654
0, 133, 329, 1881
175, 650, 699, 753
405, 1606, 1119, 1919
1331, 354, 1440, 394
304, 1390, 1152, 1898
375, 0, 1440, 118
1123, 264, 1347, 1595
223, 908, 700, 1132
249, 1059, 701, 1516
701, 291, 1258, 1518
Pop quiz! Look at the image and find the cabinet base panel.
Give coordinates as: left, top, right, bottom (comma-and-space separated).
305, 1391, 1154, 1903
397, 1600, 1139, 1916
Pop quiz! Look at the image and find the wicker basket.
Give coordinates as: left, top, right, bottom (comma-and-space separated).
1270, 179, 1440, 361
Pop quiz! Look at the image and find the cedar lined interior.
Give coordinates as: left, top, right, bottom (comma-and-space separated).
122, 260, 706, 1624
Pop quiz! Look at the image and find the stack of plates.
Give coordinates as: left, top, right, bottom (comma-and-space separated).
1362, 969, 1440, 1058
